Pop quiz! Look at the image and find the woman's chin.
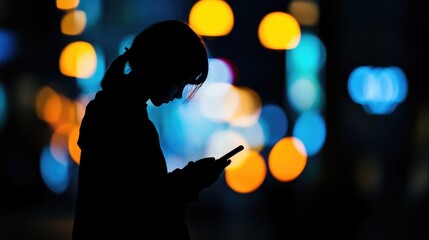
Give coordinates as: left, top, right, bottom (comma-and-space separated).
150, 98, 170, 106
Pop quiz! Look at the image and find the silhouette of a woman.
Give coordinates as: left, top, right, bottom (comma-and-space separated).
72, 20, 231, 240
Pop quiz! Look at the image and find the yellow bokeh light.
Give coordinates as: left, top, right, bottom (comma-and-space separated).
59, 41, 97, 78
268, 137, 307, 182
258, 11, 301, 50
225, 150, 267, 194
189, 0, 234, 37
56, 0, 80, 10
61, 10, 87, 35
289, 0, 319, 26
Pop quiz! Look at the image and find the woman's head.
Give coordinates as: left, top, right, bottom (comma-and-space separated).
129, 20, 209, 105
101, 20, 209, 106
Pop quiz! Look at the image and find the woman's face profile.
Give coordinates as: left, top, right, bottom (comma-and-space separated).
149, 77, 189, 106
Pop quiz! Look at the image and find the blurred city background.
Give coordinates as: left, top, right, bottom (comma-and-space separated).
1, 0, 428, 239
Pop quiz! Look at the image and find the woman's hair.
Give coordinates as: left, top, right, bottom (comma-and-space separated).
101, 20, 209, 100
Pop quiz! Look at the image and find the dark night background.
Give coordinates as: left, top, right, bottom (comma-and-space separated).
1, 0, 429, 239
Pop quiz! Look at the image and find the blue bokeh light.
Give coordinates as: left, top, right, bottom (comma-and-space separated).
0, 29, 16, 65
40, 145, 70, 194
348, 66, 408, 115
259, 103, 288, 146
293, 111, 326, 156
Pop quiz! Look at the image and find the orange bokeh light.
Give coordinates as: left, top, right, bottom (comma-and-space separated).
268, 137, 307, 182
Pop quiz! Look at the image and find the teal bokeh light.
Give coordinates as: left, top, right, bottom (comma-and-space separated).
287, 32, 326, 74
286, 32, 325, 113
287, 74, 322, 112
77, 0, 102, 27
0, 81, 7, 129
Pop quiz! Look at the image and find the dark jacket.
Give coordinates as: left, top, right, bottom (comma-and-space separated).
72, 89, 199, 239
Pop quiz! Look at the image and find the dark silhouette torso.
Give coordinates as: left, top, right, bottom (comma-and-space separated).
72, 89, 194, 239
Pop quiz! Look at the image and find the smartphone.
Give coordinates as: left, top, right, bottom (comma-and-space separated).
217, 145, 244, 161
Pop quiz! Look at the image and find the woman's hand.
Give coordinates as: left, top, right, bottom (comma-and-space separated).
182, 157, 231, 190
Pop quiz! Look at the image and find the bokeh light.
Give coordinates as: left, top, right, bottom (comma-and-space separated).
0, 81, 7, 129
61, 10, 87, 35
288, 76, 320, 112
287, 32, 326, 73
35, 86, 62, 126
258, 11, 301, 50
50, 123, 75, 164
205, 130, 250, 170
35, 86, 81, 132
228, 86, 262, 127
347, 66, 408, 115
40, 145, 70, 194
227, 121, 265, 152
189, 0, 234, 37
292, 111, 326, 156
0, 29, 16, 65
288, 0, 320, 26
197, 82, 239, 122
77, 0, 101, 27
76, 46, 105, 95
56, 0, 80, 10
259, 103, 288, 147
59, 41, 97, 78
286, 32, 326, 113
68, 124, 81, 164
225, 150, 267, 194
268, 137, 307, 182
206, 57, 235, 84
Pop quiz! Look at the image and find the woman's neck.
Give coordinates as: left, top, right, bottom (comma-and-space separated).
122, 73, 150, 102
